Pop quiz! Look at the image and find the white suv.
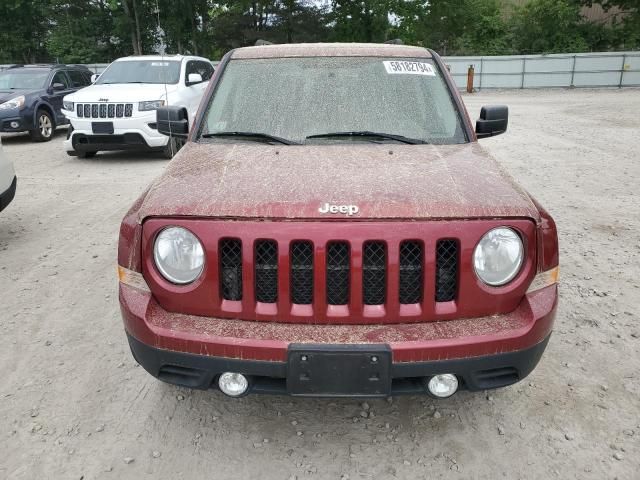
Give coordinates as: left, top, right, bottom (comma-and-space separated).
0, 137, 17, 213
62, 55, 214, 158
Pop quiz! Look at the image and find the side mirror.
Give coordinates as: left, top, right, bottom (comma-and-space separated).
157, 106, 189, 138
476, 105, 508, 139
52, 82, 66, 92
186, 73, 203, 86
91, 74, 100, 83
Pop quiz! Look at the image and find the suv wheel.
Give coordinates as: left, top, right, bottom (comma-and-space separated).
66, 150, 97, 159
161, 137, 182, 159
30, 110, 55, 142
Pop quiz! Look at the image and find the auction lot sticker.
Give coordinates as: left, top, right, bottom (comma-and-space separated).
383, 61, 436, 76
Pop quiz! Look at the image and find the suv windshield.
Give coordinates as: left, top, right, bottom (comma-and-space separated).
0, 69, 49, 90
96, 60, 181, 85
200, 57, 466, 145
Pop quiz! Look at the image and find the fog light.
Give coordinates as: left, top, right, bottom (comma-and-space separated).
427, 374, 459, 398
10, 121, 19, 129
218, 372, 249, 397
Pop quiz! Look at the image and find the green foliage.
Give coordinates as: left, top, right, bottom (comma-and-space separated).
330, 0, 396, 43
0, 0, 636, 64
509, 0, 591, 53
0, 0, 49, 63
454, 0, 512, 55
581, 0, 640, 49
406, 0, 511, 55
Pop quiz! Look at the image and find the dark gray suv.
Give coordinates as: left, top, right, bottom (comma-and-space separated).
0, 64, 92, 141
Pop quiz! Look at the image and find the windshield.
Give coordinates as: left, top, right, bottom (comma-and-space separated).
96, 60, 181, 85
0, 69, 49, 90
200, 57, 466, 145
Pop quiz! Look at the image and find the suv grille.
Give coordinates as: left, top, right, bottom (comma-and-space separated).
363, 242, 386, 305
236, 238, 458, 308
144, 220, 534, 325
435, 240, 458, 302
290, 241, 313, 304
76, 103, 134, 118
399, 241, 423, 304
326, 242, 350, 305
220, 239, 242, 301
255, 240, 278, 303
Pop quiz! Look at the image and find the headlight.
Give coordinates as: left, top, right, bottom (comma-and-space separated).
153, 226, 205, 284
473, 227, 524, 286
63, 100, 74, 111
0, 95, 25, 110
139, 100, 165, 111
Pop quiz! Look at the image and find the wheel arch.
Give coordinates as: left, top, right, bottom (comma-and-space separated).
32, 102, 56, 129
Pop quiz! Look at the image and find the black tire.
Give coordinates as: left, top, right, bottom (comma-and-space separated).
29, 109, 55, 142
161, 137, 182, 159
66, 150, 97, 159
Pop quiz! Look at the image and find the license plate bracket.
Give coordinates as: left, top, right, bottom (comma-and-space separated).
92, 122, 114, 134
287, 344, 392, 397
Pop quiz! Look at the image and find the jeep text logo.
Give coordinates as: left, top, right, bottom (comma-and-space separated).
318, 203, 359, 216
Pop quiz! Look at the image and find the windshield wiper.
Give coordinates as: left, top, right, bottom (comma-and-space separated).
305, 131, 428, 144
202, 131, 299, 145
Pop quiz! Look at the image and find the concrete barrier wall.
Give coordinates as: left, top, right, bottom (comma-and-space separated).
442, 51, 640, 90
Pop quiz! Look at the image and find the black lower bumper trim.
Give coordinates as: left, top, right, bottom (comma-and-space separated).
1, 118, 24, 132
127, 333, 551, 397
0, 176, 17, 213
72, 133, 156, 152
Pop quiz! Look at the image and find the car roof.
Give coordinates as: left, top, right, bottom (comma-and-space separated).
6, 64, 89, 72
114, 55, 210, 63
230, 43, 433, 60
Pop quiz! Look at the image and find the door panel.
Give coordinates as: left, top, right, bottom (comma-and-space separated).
46, 71, 74, 124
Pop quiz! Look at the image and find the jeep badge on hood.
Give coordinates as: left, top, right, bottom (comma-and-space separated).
318, 203, 359, 216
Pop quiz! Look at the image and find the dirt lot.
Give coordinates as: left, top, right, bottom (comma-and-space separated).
1, 88, 639, 480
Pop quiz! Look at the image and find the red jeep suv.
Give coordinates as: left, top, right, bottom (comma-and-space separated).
118, 43, 558, 398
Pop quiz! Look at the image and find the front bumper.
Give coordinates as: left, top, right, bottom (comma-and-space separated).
0, 111, 28, 133
0, 176, 17, 212
120, 282, 558, 397
64, 115, 168, 152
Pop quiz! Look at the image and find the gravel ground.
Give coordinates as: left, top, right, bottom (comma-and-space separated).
1, 88, 639, 480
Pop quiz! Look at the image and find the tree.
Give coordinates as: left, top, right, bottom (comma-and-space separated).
0, 0, 49, 63
330, 0, 394, 43
47, 0, 127, 63
452, 0, 511, 55
581, 0, 640, 49
509, 0, 591, 53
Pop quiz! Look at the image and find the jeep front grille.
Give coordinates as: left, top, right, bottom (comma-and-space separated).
220, 238, 242, 301
76, 103, 134, 118
435, 240, 458, 302
362, 242, 386, 305
326, 242, 350, 305
143, 219, 536, 325
290, 241, 313, 305
232, 237, 456, 311
399, 241, 423, 304
255, 240, 278, 303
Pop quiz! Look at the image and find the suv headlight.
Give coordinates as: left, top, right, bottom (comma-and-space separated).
153, 226, 205, 284
63, 100, 74, 111
139, 100, 165, 111
0, 95, 25, 110
473, 227, 524, 286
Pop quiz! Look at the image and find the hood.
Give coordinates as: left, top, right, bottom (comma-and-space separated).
0, 90, 30, 103
65, 83, 178, 103
137, 142, 539, 221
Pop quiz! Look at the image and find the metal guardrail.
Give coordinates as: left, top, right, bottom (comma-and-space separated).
442, 51, 640, 90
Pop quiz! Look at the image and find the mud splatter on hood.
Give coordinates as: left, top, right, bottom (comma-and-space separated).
137, 142, 539, 221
